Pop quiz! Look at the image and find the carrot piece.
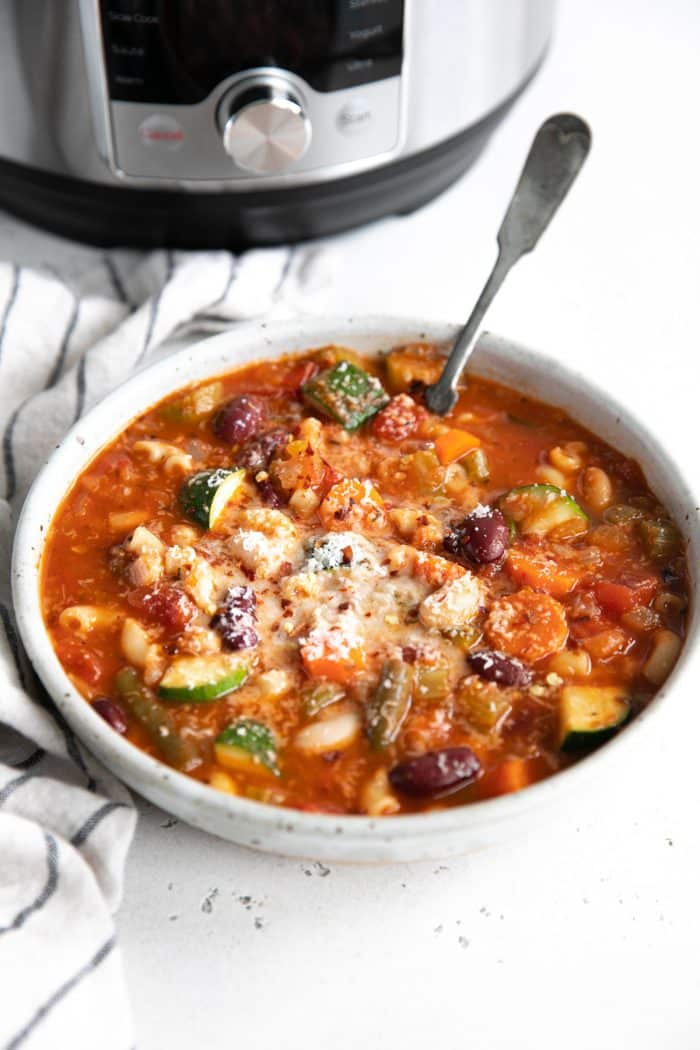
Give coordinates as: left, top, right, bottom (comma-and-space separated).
594, 579, 658, 617
433, 427, 481, 466
301, 645, 365, 686
485, 587, 568, 663
480, 757, 548, 798
319, 478, 386, 532
506, 548, 581, 598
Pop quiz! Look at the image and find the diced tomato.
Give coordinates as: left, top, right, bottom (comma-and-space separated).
506, 548, 582, 598
594, 577, 658, 617
581, 627, 632, 661
59, 639, 103, 686
129, 585, 197, 633
284, 360, 319, 395
320, 460, 343, 495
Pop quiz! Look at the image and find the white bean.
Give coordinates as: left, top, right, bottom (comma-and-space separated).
294, 708, 361, 754
59, 605, 121, 634
643, 629, 682, 685
120, 617, 152, 668
581, 467, 614, 515
534, 464, 568, 488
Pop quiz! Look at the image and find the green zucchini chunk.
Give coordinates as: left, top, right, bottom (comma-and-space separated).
215, 718, 279, 775
159, 654, 250, 703
559, 685, 630, 750
501, 483, 588, 536
178, 468, 245, 529
302, 360, 389, 430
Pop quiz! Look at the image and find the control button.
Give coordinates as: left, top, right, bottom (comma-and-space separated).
138, 114, 185, 150
336, 98, 373, 135
219, 79, 312, 175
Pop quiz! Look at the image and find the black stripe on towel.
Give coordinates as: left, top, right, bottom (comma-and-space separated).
0, 264, 21, 363
0, 833, 59, 936
133, 250, 175, 368
13, 747, 46, 771
1, 403, 22, 501
45, 296, 80, 388
272, 246, 296, 298
0, 769, 36, 805
102, 254, 134, 309
2, 295, 80, 498
208, 253, 238, 311
0, 601, 27, 689
6, 935, 116, 1049
71, 800, 128, 848
74, 353, 87, 422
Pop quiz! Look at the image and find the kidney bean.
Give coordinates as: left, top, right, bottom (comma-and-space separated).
256, 478, 284, 508
213, 395, 266, 445
389, 747, 481, 798
238, 427, 290, 474
93, 697, 128, 735
444, 507, 509, 565
212, 586, 258, 650
467, 648, 533, 687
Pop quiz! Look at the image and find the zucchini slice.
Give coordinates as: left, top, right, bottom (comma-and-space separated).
179, 468, 245, 529
159, 653, 249, 703
215, 718, 279, 775
302, 360, 389, 430
558, 685, 630, 750
501, 483, 588, 537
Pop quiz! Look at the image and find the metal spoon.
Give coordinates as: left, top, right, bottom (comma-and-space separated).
424, 113, 592, 416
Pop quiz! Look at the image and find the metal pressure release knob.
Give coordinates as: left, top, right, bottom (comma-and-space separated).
220, 79, 312, 175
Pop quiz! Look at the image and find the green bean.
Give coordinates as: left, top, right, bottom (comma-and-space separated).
115, 667, 201, 771
366, 659, 413, 749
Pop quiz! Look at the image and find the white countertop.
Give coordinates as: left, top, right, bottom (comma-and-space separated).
5, 1, 700, 1047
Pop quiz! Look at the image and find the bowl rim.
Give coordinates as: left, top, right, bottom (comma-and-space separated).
11, 314, 700, 844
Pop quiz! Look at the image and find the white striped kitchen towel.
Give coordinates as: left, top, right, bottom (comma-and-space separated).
0, 244, 323, 1049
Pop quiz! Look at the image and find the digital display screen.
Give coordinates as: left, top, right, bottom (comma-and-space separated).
101, 0, 404, 103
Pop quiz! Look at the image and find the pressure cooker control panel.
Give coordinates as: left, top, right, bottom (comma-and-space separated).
88, 0, 405, 182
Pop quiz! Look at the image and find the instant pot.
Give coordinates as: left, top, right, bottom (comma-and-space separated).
0, 1, 554, 249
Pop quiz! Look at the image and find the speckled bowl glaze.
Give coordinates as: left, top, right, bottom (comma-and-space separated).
12, 318, 700, 861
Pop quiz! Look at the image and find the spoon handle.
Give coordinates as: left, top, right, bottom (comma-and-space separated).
424, 113, 592, 416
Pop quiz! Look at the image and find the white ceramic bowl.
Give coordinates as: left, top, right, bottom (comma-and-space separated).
12, 317, 700, 861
